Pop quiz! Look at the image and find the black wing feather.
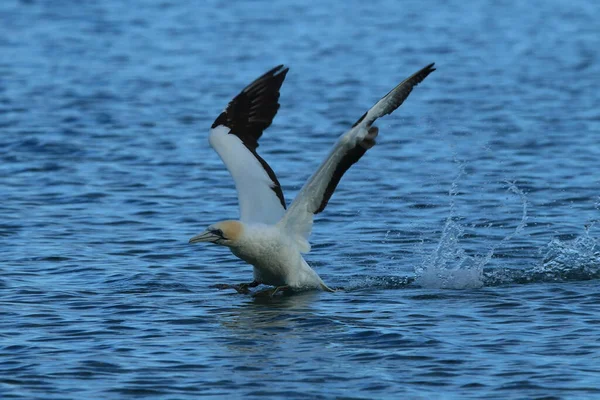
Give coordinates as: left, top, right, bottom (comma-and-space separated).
211, 65, 289, 151
211, 65, 289, 209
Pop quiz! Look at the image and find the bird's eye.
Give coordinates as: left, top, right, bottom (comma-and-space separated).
211, 229, 225, 239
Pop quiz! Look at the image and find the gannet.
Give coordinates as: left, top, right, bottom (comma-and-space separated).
190, 63, 435, 295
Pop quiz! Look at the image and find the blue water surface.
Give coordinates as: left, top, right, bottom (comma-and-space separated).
1, 0, 599, 398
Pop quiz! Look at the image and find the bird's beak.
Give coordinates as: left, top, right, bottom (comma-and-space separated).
189, 231, 220, 244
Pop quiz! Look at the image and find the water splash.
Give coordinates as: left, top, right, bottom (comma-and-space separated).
483, 225, 600, 285
415, 169, 528, 289
341, 220, 597, 292
534, 224, 600, 281
414, 219, 485, 289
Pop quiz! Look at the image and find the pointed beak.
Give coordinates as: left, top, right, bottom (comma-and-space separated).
189, 231, 220, 244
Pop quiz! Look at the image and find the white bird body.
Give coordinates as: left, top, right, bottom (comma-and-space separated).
230, 223, 330, 290
190, 63, 435, 293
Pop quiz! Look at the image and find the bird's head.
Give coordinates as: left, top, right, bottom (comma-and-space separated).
189, 220, 243, 247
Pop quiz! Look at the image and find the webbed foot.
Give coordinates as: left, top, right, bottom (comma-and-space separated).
252, 285, 290, 298
210, 281, 260, 294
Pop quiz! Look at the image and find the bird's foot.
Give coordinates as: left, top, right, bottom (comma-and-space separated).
210, 281, 260, 294
271, 285, 290, 297
252, 285, 290, 298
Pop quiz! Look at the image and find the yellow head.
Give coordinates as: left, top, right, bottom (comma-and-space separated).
189, 220, 243, 247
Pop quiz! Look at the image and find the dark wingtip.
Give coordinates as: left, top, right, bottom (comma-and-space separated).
273, 64, 289, 74
413, 62, 436, 83
421, 63, 436, 79
422, 62, 436, 72
410, 63, 436, 85
263, 64, 289, 82
211, 64, 291, 147
374, 62, 436, 120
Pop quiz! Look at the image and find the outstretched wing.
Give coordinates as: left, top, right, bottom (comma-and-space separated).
278, 63, 435, 252
209, 65, 289, 225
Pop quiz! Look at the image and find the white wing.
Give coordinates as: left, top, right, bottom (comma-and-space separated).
208, 65, 289, 225
278, 63, 436, 252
